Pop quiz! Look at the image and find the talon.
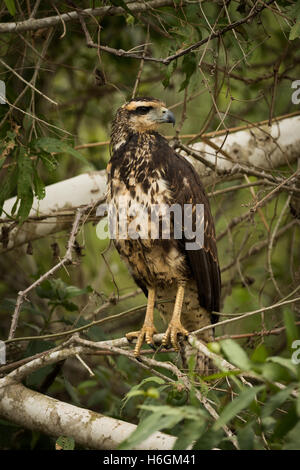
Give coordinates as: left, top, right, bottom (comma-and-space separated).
126, 325, 157, 357
162, 322, 189, 351
126, 331, 140, 343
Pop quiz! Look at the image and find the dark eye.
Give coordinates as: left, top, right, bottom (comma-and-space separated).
135, 106, 153, 114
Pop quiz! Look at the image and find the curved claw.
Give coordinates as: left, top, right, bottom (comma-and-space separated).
126, 331, 140, 343
162, 322, 189, 351
126, 325, 157, 356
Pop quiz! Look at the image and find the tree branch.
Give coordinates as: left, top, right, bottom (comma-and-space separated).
0, 382, 176, 450
0, 0, 177, 34
1, 114, 299, 253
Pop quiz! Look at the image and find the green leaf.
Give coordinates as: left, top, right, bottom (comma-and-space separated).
237, 423, 255, 450
118, 410, 182, 450
4, 0, 16, 16
36, 279, 91, 304
261, 384, 295, 419
213, 385, 265, 430
77, 380, 98, 392
140, 404, 206, 420
59, 300, 78, 311
119, 405, 206, 449
121, 376, 166, 411
173, 420, 205, 450
193, 428, 224, 450
162, 61, 177, 89
251, 343, 268, 363
283, 422, 300, 450
39, 152, 58, 171
124, 389, 146, 400
17, 147, 34, 221
56, 436, 75, 450
10, 197, 19, 216
267, 356, 298, 377
0, 165, 18, 213
261, 362, 290, 382
289, 22, 300, 40
221, 339, 253, 370
33, 168, 45, 200
274, 404, 299, 439
34, 137, 89, 165
179, 53, 197, 92
64, 285, 92, 299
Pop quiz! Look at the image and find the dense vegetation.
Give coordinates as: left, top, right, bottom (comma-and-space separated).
0, 0, 299, 450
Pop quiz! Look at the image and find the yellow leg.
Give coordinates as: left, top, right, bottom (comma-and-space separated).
126, 287, 157, 356
162, 283, 189, 351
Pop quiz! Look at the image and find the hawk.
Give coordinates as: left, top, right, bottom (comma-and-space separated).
107, 97, 221, 375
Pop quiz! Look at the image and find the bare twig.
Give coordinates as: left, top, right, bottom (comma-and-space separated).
8, 208, 84, 339
195, 296, 300, 335
0, 58, 57, 106
132, 27, 150, 98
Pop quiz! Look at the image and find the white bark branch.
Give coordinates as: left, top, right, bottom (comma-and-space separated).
1, 334, 240, 449
0, 381, 176, 450
1, 115, 299, 253
1, 171, 106, 253
184, 115, 300, 185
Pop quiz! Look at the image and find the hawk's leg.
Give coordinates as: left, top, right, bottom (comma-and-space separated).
126, 287, 157, 357
162, 283, 189, 351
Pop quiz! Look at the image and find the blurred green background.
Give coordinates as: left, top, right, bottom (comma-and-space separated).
0, 0, 299, 449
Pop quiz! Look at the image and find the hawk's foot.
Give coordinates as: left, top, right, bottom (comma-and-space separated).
126, 325, 157, 357
162, 321, 189, 351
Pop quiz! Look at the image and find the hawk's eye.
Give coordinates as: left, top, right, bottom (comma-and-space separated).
135, 106, 153, 114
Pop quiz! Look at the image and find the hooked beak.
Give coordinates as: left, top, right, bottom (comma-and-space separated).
161, 108, 176, 126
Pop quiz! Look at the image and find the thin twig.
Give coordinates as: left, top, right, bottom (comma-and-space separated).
8, 208, 84, 339
0, 58, 57, 106
132, 27, 150, 99
195, 296, 300, 335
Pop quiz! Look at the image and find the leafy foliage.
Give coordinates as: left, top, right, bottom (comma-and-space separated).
117, 340, 300, 450
0, 132, 87, 221
0, 0, 299, 451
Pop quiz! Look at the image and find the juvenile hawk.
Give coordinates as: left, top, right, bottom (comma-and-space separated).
107, 97, 221, 375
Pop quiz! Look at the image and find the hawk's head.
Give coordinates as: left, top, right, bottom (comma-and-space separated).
111, 97, 175, 150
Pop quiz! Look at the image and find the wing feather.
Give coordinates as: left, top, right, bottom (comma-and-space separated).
156, 139, 221, 319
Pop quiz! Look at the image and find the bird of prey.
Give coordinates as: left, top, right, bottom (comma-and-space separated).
107, 97, 221, 375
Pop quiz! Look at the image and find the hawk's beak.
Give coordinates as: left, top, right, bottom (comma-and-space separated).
161, 108, 176, 126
